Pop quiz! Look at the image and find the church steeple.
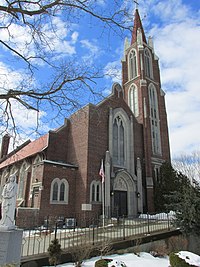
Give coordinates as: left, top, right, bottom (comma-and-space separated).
131, 9, 147, 45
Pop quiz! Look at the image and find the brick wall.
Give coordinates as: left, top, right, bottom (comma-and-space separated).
46, 122, 69, 163
68, 107, 90, 214
16, 208, 40, 228
40, 162, 77, 222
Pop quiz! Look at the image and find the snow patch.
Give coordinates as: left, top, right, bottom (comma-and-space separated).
177, 251, 200, 267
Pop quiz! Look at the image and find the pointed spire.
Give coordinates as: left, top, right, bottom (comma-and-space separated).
124, 37, 130, 51
148, 36, 154, 50
122, 37, 130, 61
131, 9, 147, 45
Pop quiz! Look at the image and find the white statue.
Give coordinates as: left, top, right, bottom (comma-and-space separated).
0, 174, 18, 230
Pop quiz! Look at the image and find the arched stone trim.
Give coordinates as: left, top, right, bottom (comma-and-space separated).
50, 178, 69, 204
18, 160, 30, 199
148, 83, 162, 155
144, 47, 153, 79
128, 84, 139, 117
112, 83, 124, 98
113, 170, 137, 217
109, 108, 134, 173
32, 154, 43, 184
10, 165, 18, 176
128, 48, 138, 80
33, 154, 43, 165
90, 180, 102, 203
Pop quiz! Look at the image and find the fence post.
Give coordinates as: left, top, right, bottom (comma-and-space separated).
46, 216, 49, 235
123, 216, 125, 240
92, 225, 95, 245
54, 222, 58, 240
167, 212, 170, 231
147, 213, 150, 234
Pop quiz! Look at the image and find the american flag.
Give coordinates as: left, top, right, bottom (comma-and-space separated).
99, 159, 105, 183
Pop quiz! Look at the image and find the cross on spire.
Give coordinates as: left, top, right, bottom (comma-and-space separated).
134, 0, 139, 10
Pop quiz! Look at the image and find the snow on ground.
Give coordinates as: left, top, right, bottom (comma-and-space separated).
177, 251, 200, 266
57, 252, 170, 267
139, 211, 176, 220
56, 251, 200, 267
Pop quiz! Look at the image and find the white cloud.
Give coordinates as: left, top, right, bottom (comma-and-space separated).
147, 1, 200, 157
0, 62, 48, 138
103, 61, 121, 95
0, 16, 78, 64
0, 62, 31, 93
152, 0, 189, 23
96, 0, 105, 5
104, 61, 121, 82
41, 17, 77, 56
71, 32, 79, 44
80, 39, 101, 63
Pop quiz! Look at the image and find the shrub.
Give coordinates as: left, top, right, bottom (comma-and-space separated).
95, 259, 112, 267
68, 243, 94, 267
168, 236, 188, 252
150, 242, 169, 257
47, 238, 62, 266
169, 252, 197, 267
97, 240, 113, 259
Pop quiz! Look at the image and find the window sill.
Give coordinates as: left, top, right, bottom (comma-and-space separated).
50, 201, 68, 205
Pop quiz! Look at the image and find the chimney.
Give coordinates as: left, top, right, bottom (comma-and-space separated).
0, 134, 10, 159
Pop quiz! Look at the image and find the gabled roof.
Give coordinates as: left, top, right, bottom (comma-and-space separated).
0, 134, 49, 169
131, 9, 147, 45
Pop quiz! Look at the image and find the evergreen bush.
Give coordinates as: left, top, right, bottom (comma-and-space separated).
169, 252, 197, 267
47, 238, 62, 266
94, 259, 112, 267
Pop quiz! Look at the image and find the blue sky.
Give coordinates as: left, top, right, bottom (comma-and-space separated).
0, 0, 200, 158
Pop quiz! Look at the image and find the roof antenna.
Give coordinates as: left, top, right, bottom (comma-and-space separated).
134, 0, 139, 10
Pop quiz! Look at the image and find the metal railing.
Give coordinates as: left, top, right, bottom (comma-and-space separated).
21, 213, 175, 257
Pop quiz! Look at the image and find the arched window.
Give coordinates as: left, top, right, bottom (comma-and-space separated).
32, 154, 43, 184
33, 154, 43, 165
10, 165, 18, 176
128, 84, 139, 116
96, 184, 100, 202
113, 116, 125, 166
90, 181, 101, 202
18, 161, 30, 199
129, 49, 137, 80
149, 84, 161, 155
144, 48, 153, 79
53, 182, 58, 201
50, 178, 69, 204
92, 184, 95, 201
60, 182, 65, 201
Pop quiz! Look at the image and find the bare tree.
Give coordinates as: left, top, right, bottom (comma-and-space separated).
173, 151, 200, 185
0, 0, 132, 138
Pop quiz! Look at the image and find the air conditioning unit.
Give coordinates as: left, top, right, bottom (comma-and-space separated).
65, 218, 76, 228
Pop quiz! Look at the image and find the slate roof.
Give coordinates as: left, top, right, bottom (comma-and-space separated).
0, 134, 49, 169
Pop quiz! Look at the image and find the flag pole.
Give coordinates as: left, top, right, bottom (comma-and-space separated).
99, 159, 105, 227
102, 178, 105, 228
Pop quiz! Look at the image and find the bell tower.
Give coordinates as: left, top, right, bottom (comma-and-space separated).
122, 8, 171, 212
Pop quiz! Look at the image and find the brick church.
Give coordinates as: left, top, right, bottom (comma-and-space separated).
0, 9, 170, 228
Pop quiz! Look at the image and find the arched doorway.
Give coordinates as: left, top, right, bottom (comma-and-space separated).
112, 171, 136, 217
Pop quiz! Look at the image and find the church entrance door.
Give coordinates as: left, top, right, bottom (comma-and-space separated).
114, 190, 127, 217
